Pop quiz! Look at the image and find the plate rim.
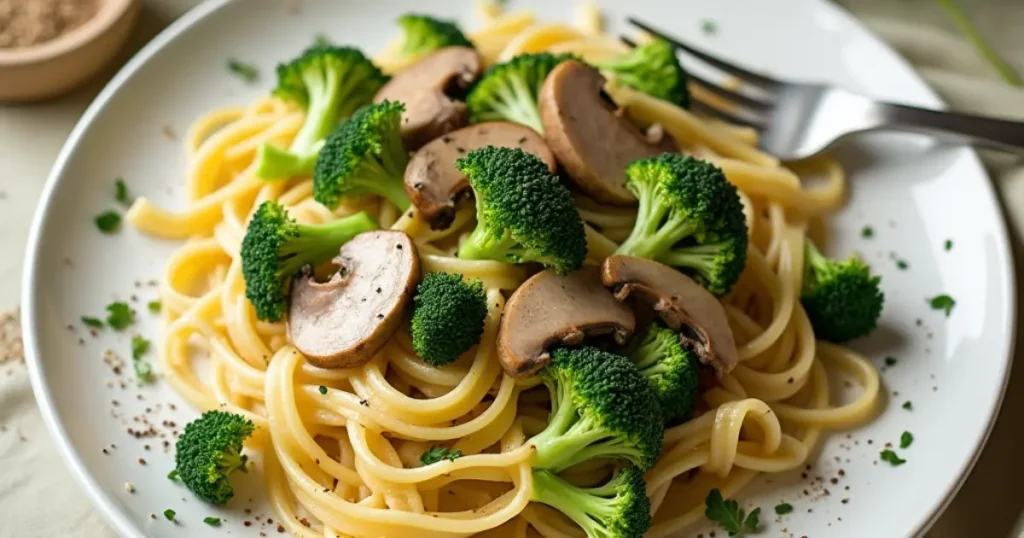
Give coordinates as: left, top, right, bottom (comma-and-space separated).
19, 1, 1018, 537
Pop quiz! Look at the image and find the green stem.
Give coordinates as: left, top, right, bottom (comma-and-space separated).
934, 0, 1022, 87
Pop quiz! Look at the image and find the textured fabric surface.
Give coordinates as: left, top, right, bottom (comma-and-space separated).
0, 2, 1021, 537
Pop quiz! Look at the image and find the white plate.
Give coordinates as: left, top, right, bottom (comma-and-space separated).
22, 0, 1016, 537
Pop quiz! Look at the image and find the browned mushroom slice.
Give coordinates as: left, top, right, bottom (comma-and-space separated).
497, 266, 635, 378
538, 61, 664, 206
405, 122, 557, 229
288, 231, 420, 369
600, 255, 738, 377
374, 46, 483, 150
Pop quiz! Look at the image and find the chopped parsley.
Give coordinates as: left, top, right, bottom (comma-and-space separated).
879, 449, 906, 466
902, 400, 913, 411
861, 226, 874, 238
884, 356, 897, 367
944, 239, 953, 251
114, 178, 131, 205
319, 385, 328, 395
313, 33, 332, 47
163, 509, 176, 521
131, 335, 153, 382
420, 446, 463, 465
705, 489, 759, 536
900, 431, 914, 449
928, 294, 956, 317
81, 316, 104, 329
94, 211, 121, 233
167, 469, 180, 482
896, 259, 909, 270
700, 19, 717, 35
228, 59, 259, 83
203, 517, 221, 526
106, 302, 134, 329
147, 300, 162, 313
774, 502, 793, 515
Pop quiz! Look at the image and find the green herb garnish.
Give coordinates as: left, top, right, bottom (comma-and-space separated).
81, 316, 103, 329
164, 509, 176, 521
228, 59, 259, 83
861, 226, 874, 238
902, 401, 913, 411
313, 33, 332, 47
131, 335, 153, 382
106, 302, 134, 330
900, 431, 914, 449
203, 517, 221, 526
94, 211, 121, 233
705, 488, 759, 536
774, 502, 793, 515
929, 294, 956, 317
420, 446, 463, 465
700, 19, 717, 35
884, 356, 897, 367
148, 300, 162, 313
319, 385, 328, 395
944, 239, 953, 251
168, 469, 180, 482
896, 259, 908, 270
115, 178, 131, 205
879, 449, 906, 466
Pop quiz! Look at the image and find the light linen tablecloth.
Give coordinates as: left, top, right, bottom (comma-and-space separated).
1, 1, 1022, 537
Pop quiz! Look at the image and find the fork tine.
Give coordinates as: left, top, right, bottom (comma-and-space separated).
618, 35, 773, 113
627, 18, 783, 90
691, 99, 767, 132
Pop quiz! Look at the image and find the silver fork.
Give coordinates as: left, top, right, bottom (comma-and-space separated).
627, 18, 1024, 161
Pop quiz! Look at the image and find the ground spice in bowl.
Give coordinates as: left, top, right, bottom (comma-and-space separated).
0, 0, 100, 49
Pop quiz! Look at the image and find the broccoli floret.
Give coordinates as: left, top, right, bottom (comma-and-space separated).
173, 410, 255, 505
255, 46, 388, 180
456, 147, 586, 275
531, 466, 651, 538
615, 153, 747, 296
411, 272, 489, 366
466, 53, 575, 133
625, 322, 700, 425
397, 14, 472, 60
313, 101, 412, 211
528, 347, 664, 472
593, 39, 690, 108
801, 239, 884, 342
240, 200, 378, 321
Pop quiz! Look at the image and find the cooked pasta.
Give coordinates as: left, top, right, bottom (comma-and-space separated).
126, 2, 881, 537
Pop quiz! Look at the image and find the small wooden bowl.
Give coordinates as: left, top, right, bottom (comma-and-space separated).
0, 0, 140, 102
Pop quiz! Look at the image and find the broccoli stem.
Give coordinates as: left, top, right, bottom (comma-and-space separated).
217, 452, 248, 475
278, 212, 378, 276
347, 161, 411, 211
803, 239, 830, 278
291, 67, 343, 155
458, 222, 516, 261
616, 205, 697, 260
492, 77, 544, 133
658, 243, 726, 281
254, 141, 323, 180
531, 470, 606, 536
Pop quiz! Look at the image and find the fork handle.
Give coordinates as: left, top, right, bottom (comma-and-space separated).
875, 102, 1024, 152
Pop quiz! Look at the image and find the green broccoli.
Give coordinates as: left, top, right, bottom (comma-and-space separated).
531, 466, 652, 538
313, 101, 412, 211
801, 239, 884, 342
626, 322, 701, 426
397, 14, 473, 60
528, 347, 664, 472
240, 200, 377, 321
255, 45, 388, 180
455, 146, 586, 275
173, 411, 255, 505
593, 39, 690, 108
411, 272, 489, 366
615, 153, 748, 296
466, 52, 575, 133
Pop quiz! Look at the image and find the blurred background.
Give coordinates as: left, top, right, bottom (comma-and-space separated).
0, 0, 1021, 536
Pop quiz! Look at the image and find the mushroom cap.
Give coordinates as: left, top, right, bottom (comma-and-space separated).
374, 46, 483, 150
497, 265, 636, 378
405, 121, 557, 229
288, 231, 420, 369
538, 60, 663, 206
600, 254, 738, 377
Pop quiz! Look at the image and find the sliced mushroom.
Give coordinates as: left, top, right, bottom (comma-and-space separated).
600, 255, 738, 377
374, 47, 483, 150
405, 122, 557, 229
498, 266, 635, 377
538, 61, 664, 206
288, 231, 420, 369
